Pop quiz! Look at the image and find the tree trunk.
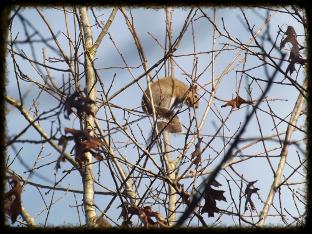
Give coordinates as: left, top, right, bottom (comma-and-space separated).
79, 7, 97, 226
163, 131, 177, 225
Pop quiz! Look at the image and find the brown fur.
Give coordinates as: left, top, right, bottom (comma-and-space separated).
142, 77, 199, 133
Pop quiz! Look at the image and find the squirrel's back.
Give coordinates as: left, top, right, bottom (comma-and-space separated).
141, 77, 199, 134
142, 77, 190, 115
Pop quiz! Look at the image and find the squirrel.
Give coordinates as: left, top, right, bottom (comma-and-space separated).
141, 77, 199, 134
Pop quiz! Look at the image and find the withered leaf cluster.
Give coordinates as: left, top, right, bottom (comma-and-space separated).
201, 180, 226, 217
64, 91, 96, 119
57, 127, 104, 169
119, 204, 169, 228
176, 183, 191, 205
221, 95, 254, 109
5, 175, 22, 224
244, 180, 259, 211
280, 26, 306, 75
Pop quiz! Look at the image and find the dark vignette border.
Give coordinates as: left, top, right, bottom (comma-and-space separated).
0, 1, 310, 233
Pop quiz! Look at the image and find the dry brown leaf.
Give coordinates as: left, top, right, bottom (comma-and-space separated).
5, 175, 22, 223
201, 186, 226, 217
221, 95, 254, 109
119, 204, 169, 228
61, 127, 105, 165
286, 48, 307, 75
64, 127, 84, 138
244, 180, 259, 211
192, 137, 203, 165
280, 26, 306, 75
177, 183, 191, 205
211, 179, 222, 187
79, 138, 102, 149
63, 91, 96, 119
280, 26, 298, 49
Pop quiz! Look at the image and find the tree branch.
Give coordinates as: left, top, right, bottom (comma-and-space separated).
257, 78, 307, 226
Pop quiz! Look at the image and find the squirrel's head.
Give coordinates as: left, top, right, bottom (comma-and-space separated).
186, 85, 199, 109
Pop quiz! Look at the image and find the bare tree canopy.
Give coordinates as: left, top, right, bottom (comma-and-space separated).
5, 6, 306, 227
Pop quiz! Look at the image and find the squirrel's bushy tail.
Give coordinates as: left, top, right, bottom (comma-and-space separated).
146, 116, 182, 148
